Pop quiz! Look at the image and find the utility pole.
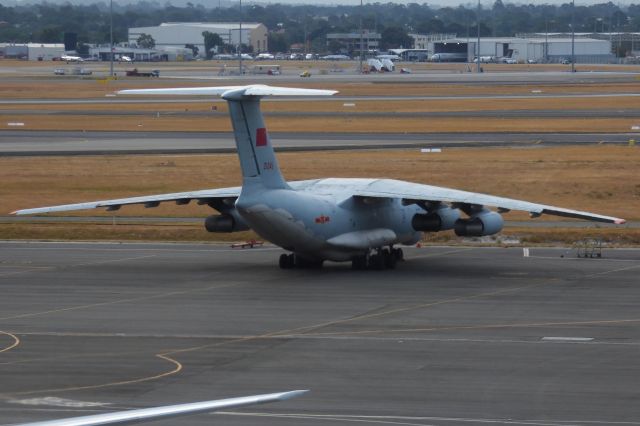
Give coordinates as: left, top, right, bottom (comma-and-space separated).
238, 0, 243, 76
571, 0, 575, 73
545, 19, 549, 63
359, 0, 364, 74
109, 0, 114, 77
476, 0, 481, 73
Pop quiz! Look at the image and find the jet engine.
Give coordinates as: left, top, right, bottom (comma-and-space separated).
204, 214, 249, 233
412, 207, 460, 232
454, 210, 504, 237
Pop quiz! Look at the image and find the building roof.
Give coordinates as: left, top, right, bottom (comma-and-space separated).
158, 22, 263, 30
437, 37, 608, 44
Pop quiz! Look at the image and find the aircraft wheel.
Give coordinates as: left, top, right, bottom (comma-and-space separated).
393, 248, 404, 261
279, 253, 292, 269
352, 256, 366, 270
370, 253, 385, 270
384, 250, 397, 269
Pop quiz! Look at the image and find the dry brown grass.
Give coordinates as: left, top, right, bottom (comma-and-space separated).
3, 96, 640, 114
421, 227, 640, 246
0, 223, 255, 242
1, 146, 638, 221
2, 223, 639, 246
0, 77, 639, 99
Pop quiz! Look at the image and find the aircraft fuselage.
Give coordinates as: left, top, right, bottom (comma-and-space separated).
236, 178, 423, 261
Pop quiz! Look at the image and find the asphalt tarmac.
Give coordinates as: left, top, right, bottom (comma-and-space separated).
1, 242, 639, 425
1, 130, 637, 156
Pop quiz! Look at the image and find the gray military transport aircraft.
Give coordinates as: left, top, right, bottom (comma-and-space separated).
8, 390, 305, 426
12, 85, 625, 269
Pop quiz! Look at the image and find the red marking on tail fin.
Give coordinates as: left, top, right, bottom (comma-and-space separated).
256, 128, 267, 147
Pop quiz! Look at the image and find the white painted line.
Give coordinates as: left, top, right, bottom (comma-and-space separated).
343, 103, 356, 107
9, 397, 110, 408
523, 248, 530, 257
420, 148, 442, 153
7, 122, 24, 126
542, 337, 594, 342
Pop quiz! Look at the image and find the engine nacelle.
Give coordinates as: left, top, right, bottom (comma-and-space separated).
454, 210, 504, 237
204, 214, 249, 233
412, 207, 460, 232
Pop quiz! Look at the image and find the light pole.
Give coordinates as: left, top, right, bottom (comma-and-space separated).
476, 0, 481, 73
570, 0, 575, 73
238, 0, 243, 76
109, 0, 113, 77
359, 0, 364, 74
545, 19, 549, 63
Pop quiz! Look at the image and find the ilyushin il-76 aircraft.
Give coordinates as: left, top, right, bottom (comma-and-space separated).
12, 85, 625, 270
11, 390, 305, 426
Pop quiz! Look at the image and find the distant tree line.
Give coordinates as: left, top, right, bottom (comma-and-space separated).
1, 1, 639, 54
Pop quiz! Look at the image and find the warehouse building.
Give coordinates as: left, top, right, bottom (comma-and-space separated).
0, 43, 65, 60
326, 31, 381, 56
431, 37, 613, 63
128, 22, 268, 56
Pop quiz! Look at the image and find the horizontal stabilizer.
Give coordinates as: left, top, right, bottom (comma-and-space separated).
118, 84, 338, 99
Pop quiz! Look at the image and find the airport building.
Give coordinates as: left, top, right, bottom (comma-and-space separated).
0, 43, 65, 61
128, 22, 268, 55
431, 36, 613, 63
88, 45, 193, 62
326, 31, 381, 56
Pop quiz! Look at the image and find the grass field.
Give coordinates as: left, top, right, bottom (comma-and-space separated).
1, 67, 638, 244
2, 146, 637, 221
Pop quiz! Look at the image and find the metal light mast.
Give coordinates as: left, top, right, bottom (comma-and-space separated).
476, 0, 481, 73
109, 0, 114, 77
571, 0, 576, 73
239, 0, 243, 76
359, 0, 364, 74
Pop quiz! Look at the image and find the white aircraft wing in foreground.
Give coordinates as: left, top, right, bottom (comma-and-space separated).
12, 84, 626, 270
10, 390, 306, 426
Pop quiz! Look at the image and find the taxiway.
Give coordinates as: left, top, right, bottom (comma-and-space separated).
0, 130, 637, 156
1, 242, 639, 425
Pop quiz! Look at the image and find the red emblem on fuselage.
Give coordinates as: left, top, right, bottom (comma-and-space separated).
256, 127, 267, 147
315, 215, 330, 224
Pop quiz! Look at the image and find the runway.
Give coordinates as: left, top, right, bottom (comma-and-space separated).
1, 242, 639, 425
1, 130, 637, 155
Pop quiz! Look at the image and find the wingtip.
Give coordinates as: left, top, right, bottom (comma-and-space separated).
614, 218, 626, 225
278, 390, 309, 400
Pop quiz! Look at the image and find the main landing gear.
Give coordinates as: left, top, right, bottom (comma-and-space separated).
279, 253, 324, 269
351, 247, 404, 270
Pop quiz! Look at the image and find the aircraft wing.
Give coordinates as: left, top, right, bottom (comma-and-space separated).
353, 180, 625, 224
12, 390, 307, 426
11, 187, 240, 216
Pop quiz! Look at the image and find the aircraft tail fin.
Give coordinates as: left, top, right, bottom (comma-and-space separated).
118, 85, 337, 190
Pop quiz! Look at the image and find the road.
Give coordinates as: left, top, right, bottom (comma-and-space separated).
0, 130, 637, 156
1, 242, 639, 425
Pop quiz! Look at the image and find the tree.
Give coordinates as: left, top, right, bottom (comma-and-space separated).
202, 30, 224, 59
328, 39, 343, 54
268, 32, 289, 53
185, 43, 199, 57
380, 26, 412, 50
136, 33, 155, 49
38, 26, 63, 43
